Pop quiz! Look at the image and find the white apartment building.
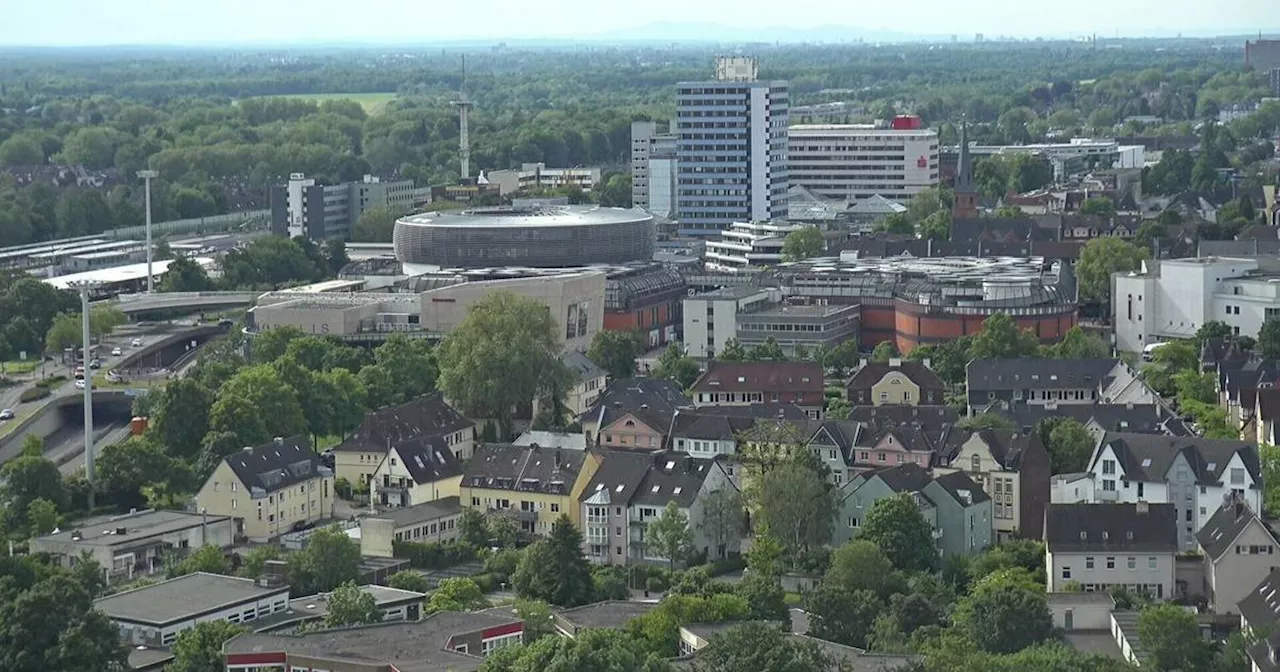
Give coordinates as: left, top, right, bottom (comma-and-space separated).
1113, 257, 1280, 353
632, 121, 678, 217
1085, 432, 1262, 551
788, 124, 939, 205
682, 286, 781, 359
704, 220, 804, 272
1045, 502, 1178, 599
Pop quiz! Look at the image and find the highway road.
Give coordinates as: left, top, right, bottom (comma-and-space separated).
56, 422, 132, 475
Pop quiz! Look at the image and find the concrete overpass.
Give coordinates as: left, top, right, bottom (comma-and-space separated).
110, 291, 258, 314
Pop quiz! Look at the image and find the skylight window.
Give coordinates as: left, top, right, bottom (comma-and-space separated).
1207, 462, 1217, 471
673, 487, 682, 495
1141, 458, 1152, 468
615, 484, 624, 493
595, 483, 604, 491
665, 461, 676, 470
651, 485, 660, 493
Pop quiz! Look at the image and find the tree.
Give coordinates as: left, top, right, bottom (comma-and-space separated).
918, 210, 951, 241
236, 546, 282, 580
152, 378, 214, 460
596, 173, 633, 207
651, 343, 700, 390
168, 621, 246, 672
876, 212, 915, 234
0, 134, 44, 167
481, 627, 673, 672
1138, 603, 1212, 671
0, 453, 67, 529
1080, 196, 1117, 217
0, 574, 128, 672
1193, 321, 1233, 347
825, 539, 900, 599
96, 436, 191, 511
715, 338, 748, 362
459, 507, 491, 547
823, 339, 860, 373
1077, 237, 1147, 304
26, 498, 59, 536
646, 501, 694, 570
384, 571, 431, 593
588, 330, 643, 380
692, 622, 839, 672
159, 255, 216, 292
325, 581, 382, 627
208, 365, 307, 446
804, 585, 880, 648
1043, 418, 1095, 474
698, 487, 744, 560
747, 338, 786, 362
859, 492, 938, 573
954, 572, 1053, 654
252, 325, 304, 363
1042, 326, 1109, 359
511, 515, 595, 607
287, 526, 361, 595
871, 340, 898, 363
969, 312, 1039, 360
1261, 319, 1280, 360
781, 226, 825, 261
753, 459, 837, 557
514, 599, 556, 642
906, 187, 952, 223
437, 291, 568, 429
364, 334, 438, 406
628, 593, 750, 657
168, 545, 231, 578
427, 577, 490, 613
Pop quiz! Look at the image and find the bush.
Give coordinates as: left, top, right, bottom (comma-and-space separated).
646, 575, 668, 593
36, 375, 67, 389
484, 548, 521, 581
471, 572, 500, 593
393, 540, 477, 570
19, 387, 50, 403
703, 555, 747, 576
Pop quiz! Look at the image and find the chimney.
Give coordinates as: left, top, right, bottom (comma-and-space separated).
1126, 402, 1134, 410
242, 446, 253, 452
889, 358, 902, 368
858, 358, 868, 370
1136, 500, 1149, 515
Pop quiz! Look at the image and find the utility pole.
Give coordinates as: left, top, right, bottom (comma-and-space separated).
137, 170, 159, 293
73, 281, 100, 510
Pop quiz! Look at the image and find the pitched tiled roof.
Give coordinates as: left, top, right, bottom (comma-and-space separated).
848, 405, 960, 433
847, 361, 943, 392
586, 377, 692, 431
668, 411, 759, 442
223, 436, 329, 496
561, 349, 606, 382
333, 394, 473, 454
391, 435, 463, 485
966, 429, 1043, 471
462, 444, 586, 496
1196, 501, 1276, 561
1239, 567, 1280, 632
1093, 432, 1260, 487
929, 471, 991, 506
691, 362, 824, 394
1045, 503, 1178, 553
632, 454, 718, 508
967, 358, 1120, 390
868, 462, 933, 493
998, 403, 1192, 436
579, 451, 654, 505
1258, 389, 1280, 422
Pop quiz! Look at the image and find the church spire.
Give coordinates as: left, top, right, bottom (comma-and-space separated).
955, 119, 973, 193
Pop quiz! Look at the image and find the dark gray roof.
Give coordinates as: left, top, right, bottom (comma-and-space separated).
561, 349, 606, 382
579, 450, 652, 505
997, 403, 1192, 436
586, 377, 692, 431
34, 509, 231, 547
1260, 389, 1280, 422
848, 405, 960, 433
1044, 503, 1178, 554
95, 572, 289, 626
223, 436, 329, 496
554, 601, 657, 634
632, 454, 718, 508
1093, 432, 1261, 487
371, 497, 462, 529
334, 393, 474, 454
966, 358, 1119, 390
1196, 501, 1276, 560
1239, 567, 1280, 632
929, 471, 991, 506
392, 435, 464, 485
848, 361, 943, 392
222, 611, 519, 671
668, 410, 760, 442
959, 429, 1044, 471
868, 463, 933, 493
694, 403, 814, 422
462, 444, 586, 496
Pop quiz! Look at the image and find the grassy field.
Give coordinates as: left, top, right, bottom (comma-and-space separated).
1, 360, 40, 375
262, 92, 397, 115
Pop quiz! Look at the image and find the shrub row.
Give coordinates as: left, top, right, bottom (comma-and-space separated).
19, 387, 49, 403
392, 539, 477, 570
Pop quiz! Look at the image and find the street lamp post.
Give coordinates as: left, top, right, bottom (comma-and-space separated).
71, 281, 100, 510
137, 170, 159, 293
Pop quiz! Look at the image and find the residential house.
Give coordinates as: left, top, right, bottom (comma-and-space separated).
837, 463, 993, 556
30, 509, 235, 584
847, 404, 961, 432
1219, 358, 1280, 430
1195, 500, 1280, 615
331, 394, 476, 489
1085, 432, 1262, 550
1238, 568, 1280, 672
580, 450, 740, 565
1044, 502, 1178, 599
847, 359, 945, 406
583, 377, 692, 449
845, 423, 938, 478
690, 361, 825, 415
935, 430, 1051, 541
194, 436, 334, 543
557, 350, 607, 417
370, 436, 464, 508
966, 358, 1156, 412
1256, 389, 1280, 446
461, 444, 599, 534
996, 401, 1192, 439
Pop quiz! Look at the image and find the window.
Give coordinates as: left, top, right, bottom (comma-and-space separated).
1085, 557, 1094, 569
1062, 566, 1072, 580
1102, 460, 1116, 475
551, 503, 560, 512
848, 517, 859, 528
1148, 556, 1157, 570
1127, 556, 1136, 570
971, 455, 981, 472
879, 391, 889, 403
1106, 557, 1115, 570
1231, 468, 1245, 485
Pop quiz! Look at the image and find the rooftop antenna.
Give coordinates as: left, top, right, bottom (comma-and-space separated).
452, 55, 473, 180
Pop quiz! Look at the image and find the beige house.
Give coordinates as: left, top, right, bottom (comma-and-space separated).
935, 430, 1050, 541
372, 436, 464, 508
560, 350, 607, 417
194, 436, 334, 543
461, 444, 600, 534
360, 497, 464, 558
332, 394, 475, 490
1196, 500, 1280, 615
848, 360, 945, 406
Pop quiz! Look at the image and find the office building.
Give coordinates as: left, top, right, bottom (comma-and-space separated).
632, 121, 678, 216
1271, 68, 1280, 98
788, 118, 940, 205
270, 173, 416, 241
704, 220, 804, 272
735, 304, 860, 357
676, 56, 789, 236
486, 163, 602, 197
682, 286, 781, 359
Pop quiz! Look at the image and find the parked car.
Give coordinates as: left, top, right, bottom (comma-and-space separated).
111, 347, 122, 356
88, 359, 101, 369
0, 409, 14, 420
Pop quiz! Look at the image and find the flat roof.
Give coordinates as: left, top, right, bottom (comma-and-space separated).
71, 248, 143, 260
45, 257, 216, 290
743, 304, 859, 318
555, 601, 658, 631
789, 124, 938, 137
277, 279, 367, 293
31, 240, 142, 260
34, 509, 231, 548
94, 572, 289, 626
252, 584, 426, 632
399, 205, 650, 229
693, 286, 773, 300
368, 496, 463, 529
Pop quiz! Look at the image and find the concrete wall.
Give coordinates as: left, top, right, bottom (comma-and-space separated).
0, 391, 134, 466
419, 272, 606, 352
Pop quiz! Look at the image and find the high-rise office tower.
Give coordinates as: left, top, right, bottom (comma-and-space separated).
675, 57, 789, 236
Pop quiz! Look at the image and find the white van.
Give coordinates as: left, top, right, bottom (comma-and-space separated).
1142, 342, 1169, 362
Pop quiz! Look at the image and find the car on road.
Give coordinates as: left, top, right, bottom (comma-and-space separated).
111, 347, 122, 356
0, 409, 14, 420
88, 359, 101, 369
74, 379, 85, 390
131, 338, 142, 347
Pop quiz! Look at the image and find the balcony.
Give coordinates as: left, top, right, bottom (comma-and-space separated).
1096, 489, 1118, 502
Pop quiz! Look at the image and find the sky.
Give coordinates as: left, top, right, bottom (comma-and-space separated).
1, 0, 1274, 46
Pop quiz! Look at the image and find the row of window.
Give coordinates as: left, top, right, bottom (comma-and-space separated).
469, 496, 561, 514
394, 516, 457, 541
1061, 555, 1159, 579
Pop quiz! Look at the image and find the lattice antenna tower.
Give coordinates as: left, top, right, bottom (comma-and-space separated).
451, 55, 473, 180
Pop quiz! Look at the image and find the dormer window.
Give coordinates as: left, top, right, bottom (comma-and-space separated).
625, 420, 635, 427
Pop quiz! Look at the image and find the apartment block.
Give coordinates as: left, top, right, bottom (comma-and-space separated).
270, 172, 415, 241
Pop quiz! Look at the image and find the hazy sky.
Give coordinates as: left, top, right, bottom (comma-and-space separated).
2, 0, 1273, 46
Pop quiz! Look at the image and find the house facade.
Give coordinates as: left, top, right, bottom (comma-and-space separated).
583, 378, 691, 446
690, 361, 825, 413
1086, 432, 1262, 550
935, 430, 1050, 541
1195, 500, 1280, 616
837, 463, 992, 556
460, 444, 599, 534
966, 358, 1156, 412
847, 359, 945, 406
332, 394, 475, 489
194, 436, 334, 543
371, 436, 464, 508
1044, 502, 1178, 599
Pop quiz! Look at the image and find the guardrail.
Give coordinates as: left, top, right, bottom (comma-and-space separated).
115, 291, 258, 303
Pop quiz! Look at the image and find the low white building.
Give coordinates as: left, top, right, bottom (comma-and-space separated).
682, 286, 780, 360
1113, 257, 1280, 353
704, 221, 805, 272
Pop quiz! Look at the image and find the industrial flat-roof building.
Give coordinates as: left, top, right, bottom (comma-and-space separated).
30, 509, 235, 584
95, 572, 291, 647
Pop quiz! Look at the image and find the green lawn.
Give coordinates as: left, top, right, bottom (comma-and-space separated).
1, 360, 40, 375
258, 92, 397, 115
0, 407, 40, 440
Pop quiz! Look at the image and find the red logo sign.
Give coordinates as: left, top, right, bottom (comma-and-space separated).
917, 155, 928, 169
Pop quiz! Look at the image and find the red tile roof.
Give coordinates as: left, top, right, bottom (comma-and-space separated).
691, 362, 824, 394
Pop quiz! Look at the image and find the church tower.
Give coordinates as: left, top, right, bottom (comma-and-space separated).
952, 121, 979, 219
